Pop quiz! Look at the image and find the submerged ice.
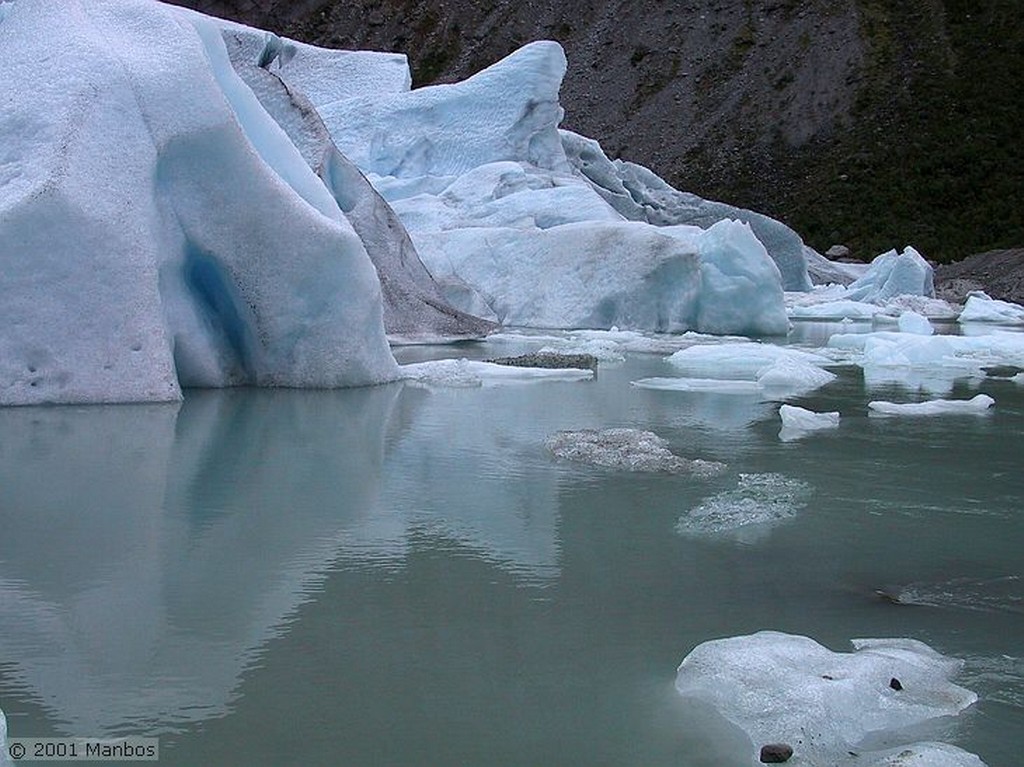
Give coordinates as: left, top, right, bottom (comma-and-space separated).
545, 428, 724, 476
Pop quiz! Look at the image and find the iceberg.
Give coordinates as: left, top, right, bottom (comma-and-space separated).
868, 394, 995, 416
778, 404, 840, 441
314, 42, 790, 336
675, 631, 981, 766
545, 428, 724, 476
0, 0, 403, 405
958, 292, 1024, 324
560, 130, 813, 291
846, 247, 935, 303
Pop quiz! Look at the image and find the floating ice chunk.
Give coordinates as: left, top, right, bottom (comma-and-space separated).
898, 310, 935, 335
675, 632, 979, 767
631, 377, 763, 394
789, 299, 882, 320
666, 343, 832, 380
778, 404, 840, 441
868, 394, 995, 416
825, 331, 1024, 393
545, 428, 724, 476
846, 247, 935, 303
401, 358, 593, 387
1013, 373, 1024, 385
675, 473, 811, 540
958, 292, 1024, 324
756, 357, 837, 395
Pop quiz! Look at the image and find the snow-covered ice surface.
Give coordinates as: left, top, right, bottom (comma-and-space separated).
675, 474, 811, 541
868, 394, 995, 416
958, 293, 1024, 324
778, 404, 840, 442
675, 631, 982, 766
0, 0, 402, 404
401, 358, 593, 387
545, 429, 724, 476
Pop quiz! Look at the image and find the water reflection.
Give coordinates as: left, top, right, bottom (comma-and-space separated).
0, 387, 400, 734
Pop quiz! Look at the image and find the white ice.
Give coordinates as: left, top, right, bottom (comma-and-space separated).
868, 394, 995, 416
846, 247, 935, 303
898, 310, 935, 335
0, 0, 399, 405
958, 292, 1024, 324
311, 40, 791, 336
545, 428, 724, 476
401, 358, 593, 387
778, 404, 840, 441
666, 343, 833, 380
829, 329, 1024, 393
632, 378, 763, 394
675, 631, 981, 766
560, 130, 812, 291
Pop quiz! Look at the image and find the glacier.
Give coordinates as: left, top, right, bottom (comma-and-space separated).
675, 631, 983, 766
1, 0, 981, 405
0, 0, 405, 404
314, 40, 791, 336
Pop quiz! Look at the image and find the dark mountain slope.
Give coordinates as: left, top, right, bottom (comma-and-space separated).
170, 0, 1023, 263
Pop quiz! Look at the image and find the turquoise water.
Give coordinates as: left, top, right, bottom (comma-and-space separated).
0, 326, 1021, 765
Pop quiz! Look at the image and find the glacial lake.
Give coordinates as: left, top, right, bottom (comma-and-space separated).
0, 323, 1021, 766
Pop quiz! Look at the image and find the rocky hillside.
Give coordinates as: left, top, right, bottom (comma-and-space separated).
170, 0, 1023, 264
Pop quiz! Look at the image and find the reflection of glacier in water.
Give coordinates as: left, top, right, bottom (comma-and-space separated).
0, 388, 397, 734
0, 383, 567, 735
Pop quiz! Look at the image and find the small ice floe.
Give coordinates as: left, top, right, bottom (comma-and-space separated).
897, 310, 934, 335
868, 394, 994, 416
675, 473, 811, 540
632, 377, 762, 394
778, 404, 840, 442
401, 358, 593, 387
545, 428, 724, 476
674, 631, 982, 767
958, 292, 1024, 324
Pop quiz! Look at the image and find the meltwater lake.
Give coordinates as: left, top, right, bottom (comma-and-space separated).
1, 322, 1021, 766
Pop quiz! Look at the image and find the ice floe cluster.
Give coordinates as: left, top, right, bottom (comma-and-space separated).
545, 428, 724, 476
633, 342, 838, 400
675, 631, 985, 766
828, 329, 1024, 394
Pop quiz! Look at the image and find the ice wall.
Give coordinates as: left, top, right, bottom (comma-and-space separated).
0, 0, 399, 404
